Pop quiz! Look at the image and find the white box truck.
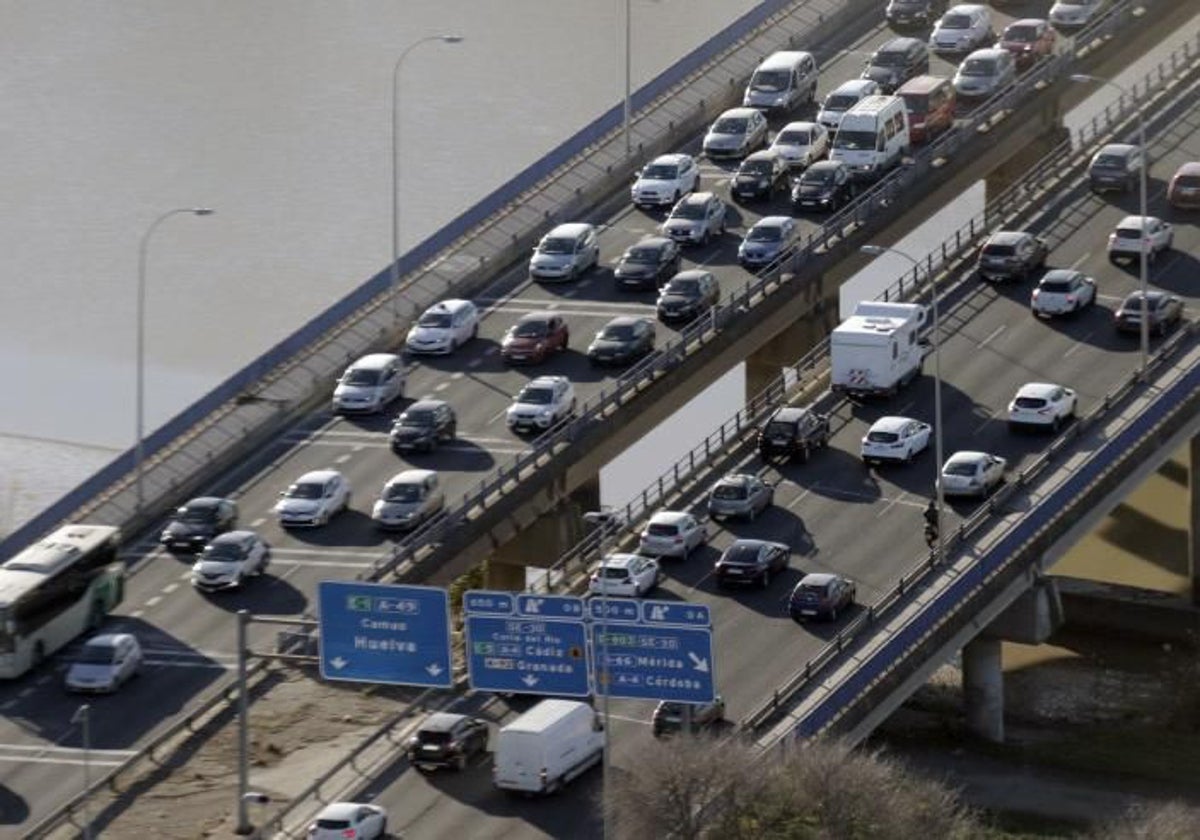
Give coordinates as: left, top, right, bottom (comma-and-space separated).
493, 699, 605, 795
830, 301, 927, 398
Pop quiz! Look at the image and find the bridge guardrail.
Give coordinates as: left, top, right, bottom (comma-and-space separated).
369, 0, 1169, 579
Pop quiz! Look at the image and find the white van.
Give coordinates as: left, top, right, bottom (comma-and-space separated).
743, 51, 819, 112
493, 699, 604, 795
829, 95, 910, 180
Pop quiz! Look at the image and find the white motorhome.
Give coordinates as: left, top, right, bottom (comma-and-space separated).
830, 301, 927, 397
492, 699, 604, 795
829, 95, 910, 180
743, 51, 819, 112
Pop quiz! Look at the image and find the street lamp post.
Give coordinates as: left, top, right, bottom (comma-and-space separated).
623, 0, 632, 157
71, 704, 92, 840
1071, 73, 1150, 374
860, 244, 944, 560
136, 207, 214, 515
391, 35, 464, 320
583, 508, 619, 840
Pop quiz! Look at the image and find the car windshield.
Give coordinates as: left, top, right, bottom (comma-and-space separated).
673, 203, 706, 220
945, 462, 978, 476
343, 369, 380, 386
867, 431, 900, 443
833, 130, 876, 150
713, 117, 748, 134
960, 58, 996, 76
518, 387, 554, 405
286, 482, 323, 500
179, 505, 217, 524
801, 168, 835, 185
385, 484, 422, 503
399, 410, 434, 427
872, 51, 909, 67
981, 243, 1015, 257
795, 583, 826, 600
739, 160, 773, 177
1040, 280, 1073, 293
642, 163, 678, 180
625, 247, 659, 264
824, 94, 857, 110
777, 128, 812, 145
418, 311, 452, 328
202, 541, 243, 562
647, 523, 678, 537
1014, 397, 1047, 409
539, 237, 575, 255
751, 69, 790, 92
722, 544, 760, 564
900, 93, 928, 112
1004, 24, 1038, 42
747, 226, 783, 242
1176, 174, 1200, 187
658, 702, 684, 716
1093, 154, 1126, 169
78, 644, 118, 665
316, 820, 352, 830
416, 730, 452, 745
513, 321, 549, 338
764, 421, 795, 437
599, 566, 631, 579
713, 484, 748, 500
942, 13, 972, 29
664, 279, 700, 296
600, 324, 637, 341
1122, 293, 1161, 309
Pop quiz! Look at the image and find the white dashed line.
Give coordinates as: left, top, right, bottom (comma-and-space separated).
978, 324, 1005, 347
450, 372, 465, 380
334, 454, 351, 464
145, 596, 162, 608
434, 382, 450, 392
162, 583, 179, 594
251, 517, 265, 527
130, 610, 144, 619
1070, 252, 1091, 269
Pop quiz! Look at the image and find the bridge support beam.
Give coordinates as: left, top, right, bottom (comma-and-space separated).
984, 121, 1070, 208
962, 637, 1003, 743
744, 274, 835, 402
1190, 435, 1200, 606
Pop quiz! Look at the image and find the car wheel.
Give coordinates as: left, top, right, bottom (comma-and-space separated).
761, 569, 771, 589
561, 330, 569, 352
446, 421, 457, 441
1051, 414, 1061, 432
828, 605, 838, 622
673, 189, 681, 204
454, 753, 468, 772
377, 818, 388, 839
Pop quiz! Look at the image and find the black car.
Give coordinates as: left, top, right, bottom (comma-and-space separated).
714, 539, 790, 588
731, 150, 789, 202
861, 37, 929, 94
159, 496, 238, 552
1088, 143, 1144, 194
652, 697, 725, 737
406, 712, 488, 771
791, 161, 854, 212
758, 405, 831, 461
587, 316, 656, 365
975, 230, 1048, 282
885, 0, 945, 29
656, 270, 720, 324
1114, 291, 1183, 336
389, 399, 457, 453
614, 236, 681, 291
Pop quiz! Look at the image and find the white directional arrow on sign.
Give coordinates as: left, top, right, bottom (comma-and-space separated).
330, 656, 349, 671
687, 652, 709, 673
521, 673, 539, 687
426, 663, 443, 677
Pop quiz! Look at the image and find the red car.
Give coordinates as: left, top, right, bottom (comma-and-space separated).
500, 311, 569, 364
1168, 161, 1200, 209
997, 18, 1056, 71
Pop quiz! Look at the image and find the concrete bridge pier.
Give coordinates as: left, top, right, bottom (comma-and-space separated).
983, 118, 1070, 207
962, 637, 1004, 743
744, 272, 836, 401
1190, 435, 1200, 606
483, 475, 601, 591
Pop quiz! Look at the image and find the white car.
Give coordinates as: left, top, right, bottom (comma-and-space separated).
191, 530, 270, 591
274, 469, 351, 527
1107, 215, 1173, 265
372, 469, 444, 531
770, 121, 829, 169
1008, 382, 1077, 431
940, 451, 1007, 497
506, 375, 576, 434
1050, 0, 1106, 30
527, 222, 600, 282
1031, 269, 1096, 317
405, 299, 479, 355
589, 553, 661, 597
331, 353, 405, 415
929, 4, 993, 55
307, 802, 388, 840
816, 79, 880, 130
65, 633, 142, 694
638, 510, 707, 559
702, 107, 769, 159
860, 416, 932, 465
631, 153, 700, 208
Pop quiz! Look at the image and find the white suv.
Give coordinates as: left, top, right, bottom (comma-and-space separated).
1008, 382, 1077, 431
506, 375, 576, 434
631, 154, 700, 208
1107, 215, 1173, 265
638, 510, 707, 559
273, 469, 351, 528
406, 299, 479, 355
589, 553, 661, 597
331, 353, 406, 414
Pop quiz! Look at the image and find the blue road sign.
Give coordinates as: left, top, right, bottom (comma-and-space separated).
463, 590, 515, 616
318, 581, 452, 688
516, 593, 585, 619
592, 624, 715, 703
587, 598, 640, 623
466, 615, 590, 697
640, 600, 711, 628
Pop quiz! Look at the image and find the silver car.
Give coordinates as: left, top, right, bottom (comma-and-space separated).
929, 4, 993, 55
372, 469, 444, 531
953, 48, 1015, 101
660, 192, 727, 246
702, 107, 768, 160
738, 216, 799, 269
65, 633, 143, 694
707, 473, 774, 521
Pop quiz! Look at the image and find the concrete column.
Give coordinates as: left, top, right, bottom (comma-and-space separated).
1190, 435, 1200, 606
484, 559, 526, 591
744, 277, 835, 402
962, 637, 1004, 743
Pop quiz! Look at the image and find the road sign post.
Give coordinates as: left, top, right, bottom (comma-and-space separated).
317, 581, 452, 688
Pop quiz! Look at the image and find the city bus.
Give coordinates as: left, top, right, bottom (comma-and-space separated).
0, 524, 125, 679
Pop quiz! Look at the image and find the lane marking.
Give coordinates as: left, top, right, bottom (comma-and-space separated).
1069, 252, 1091, 270
162, 583, 179, 594
251, 517, 265, 527
0, 743, 139, 756
977, 324, 1005, 348
434, 382, 450, 392
269, 557, 376, 569
144, 596, 162, 608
